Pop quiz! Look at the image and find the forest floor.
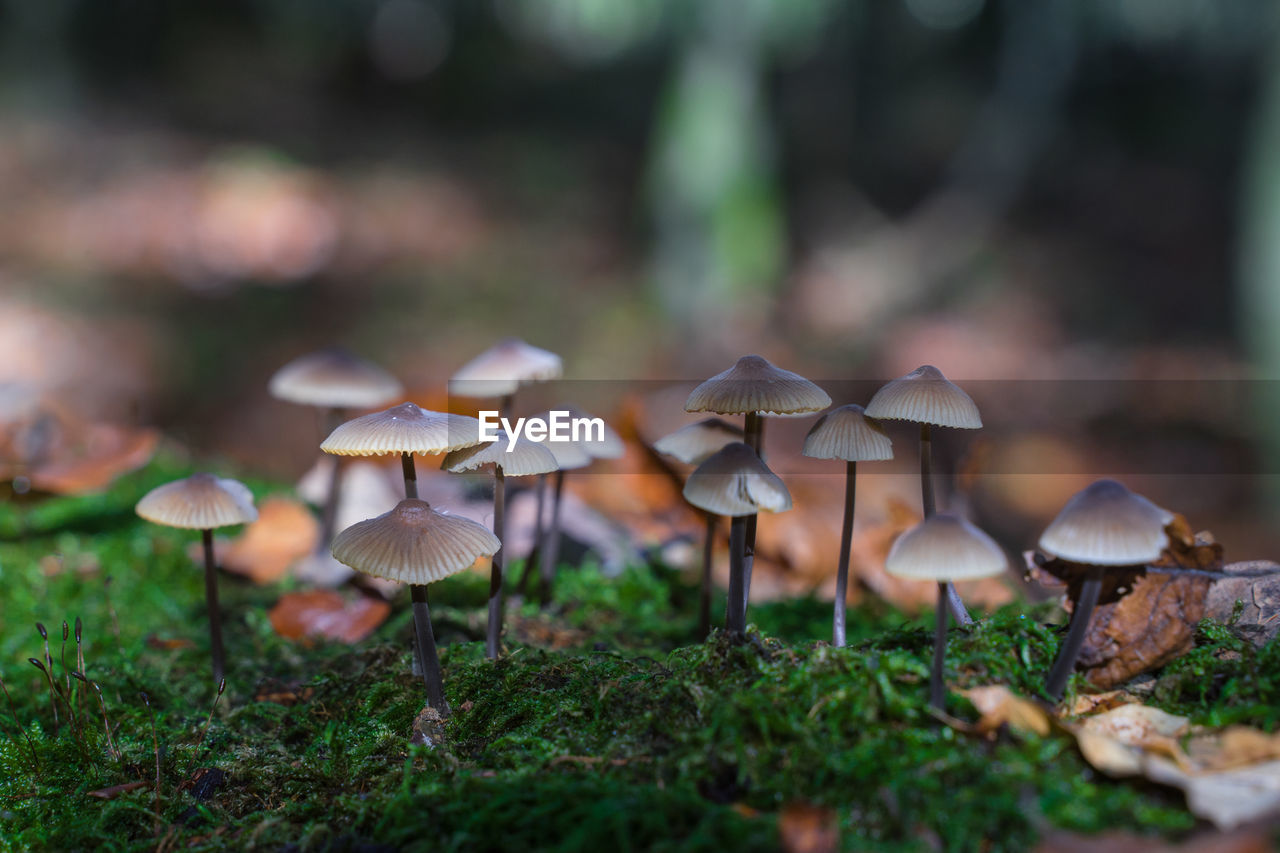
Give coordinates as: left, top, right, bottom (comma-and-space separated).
0, 458, 1277, 852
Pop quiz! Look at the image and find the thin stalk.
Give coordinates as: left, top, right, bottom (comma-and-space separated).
60, 622, 69, 693
410, 585, 448, 713
726, 516, 746, 635
920, 423, 973, 627
1045, 566, 1104, 700
202, 529, 226, 685
930, 583, 948, 711
317, 406, 347, 548
401, 452, 418, 499
485, 467, 507, 659
538, 469, 566, 606
36, 624, 56, 727
833, 461, 856, 647
190, 678, 226, 771
742, 413, 765, 616
71, 673, 118, 763
698, 513, 715, 640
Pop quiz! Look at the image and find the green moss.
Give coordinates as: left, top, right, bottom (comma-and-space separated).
0, 460, 1270, 851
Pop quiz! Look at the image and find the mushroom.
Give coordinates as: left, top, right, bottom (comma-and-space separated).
268, 348, 403, 547
684, 356, 830, 615
682, 442, 792, 634
331, 499, 500, 712
1038, 479, 1173, 699
448, 337, 563, 415
440, 433, 558, 658
801, 404, 894, 647
135, 473, 258, 683
884, 513, 1006, 710
865, 365, 981, 626
653, 418, 744, 637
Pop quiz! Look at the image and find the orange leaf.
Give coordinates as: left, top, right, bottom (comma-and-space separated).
220, 496, 320, 584
268, 590, 389, 644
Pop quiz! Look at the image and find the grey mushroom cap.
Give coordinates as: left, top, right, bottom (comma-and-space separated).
441, 431, 560, 477
331, 498, 501, 585
682, 442, 792, 517
884, 513, 1007, 581
653, 417, 744, 465
321, 402, 483, 457
1038, 479, 1174, 566
449, 338, 563, 398
802, 404, 894, 462
684, 355, 831, 416
268, 348, 403, 409
136, 473, 258, 530
864, 365, 981, 429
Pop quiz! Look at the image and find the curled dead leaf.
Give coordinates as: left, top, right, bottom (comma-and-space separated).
779, 802, 839, 853
957, 685, 1051, 737
267, 590, 389, 644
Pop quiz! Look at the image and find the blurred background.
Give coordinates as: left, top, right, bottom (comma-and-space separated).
2, 0, 1278, 585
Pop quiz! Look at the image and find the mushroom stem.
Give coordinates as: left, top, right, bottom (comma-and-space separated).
742, 413, 765, 617
538, 469, 566, 606
699, 513, 715, 639
920, 423, 973, 627
485, 468, 506, 659
833, 460, 856, 648
401, 452, 418, 499
317, 406, 348, 548
930, 582, 948, 711
410, 584, 447, 712
727, 515, 746, 635
1045, 565, 1104, 700
201, 529, 226, 685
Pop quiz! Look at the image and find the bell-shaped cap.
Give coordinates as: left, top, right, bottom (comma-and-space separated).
684, 355, 831, 416
682, 442, 792, 517
268, 348, 403, 409
885, 513, 1006, 581
802, 404, 894, 462
332, 499, 501, 585
1038, 479, 1174, 566
864, 365, 981, 429
449, 338, 563, 398
653, 418, 744, 465
441, 432, 560, 477
321, 403, 482, 457
136, 472, 258, 530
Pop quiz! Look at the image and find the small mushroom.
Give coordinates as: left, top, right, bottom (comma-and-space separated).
685, 356, 830, 616
441, 433, 558, 658
135, 473, 258, 684
865, 365, 981, 626
653, 418, 744, 637
802, 404, 894, 647
682, 442, 792, 635
884, 513, 1006, 710
1038, 479, 1173, 699
448, 337, 563, 415
332, 499, 500, 712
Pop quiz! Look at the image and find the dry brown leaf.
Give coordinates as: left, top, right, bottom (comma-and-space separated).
1062, 690, 1133, 717
779, 802, 839, 853
958, 685, 1051, 737
219, 496, 320, 584
87, 781, 149, 800
1069, 704, 1190, 777
268, 590, 389, 644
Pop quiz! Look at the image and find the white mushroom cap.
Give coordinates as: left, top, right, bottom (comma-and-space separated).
864, 365, 981, 429
268, 348, 403, 409
685, 355, 831, 416
653, 418, 744, 466
136, 473, 258, 530
1038, 479, 1174, 566
885, 513, 1007, 582
441, 432, 560, 477
682, 442, 792, 517
802, 404, 894, 462
321, 403, 482, 457
449, 338, 563, 398
331, 498, 501, 585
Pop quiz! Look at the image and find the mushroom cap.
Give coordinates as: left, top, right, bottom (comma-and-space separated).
542, 436, 593, 471
802, 404, 894, 462
864, 365, 982, 429
682, 442, 792, 517
449, 338, 563, 398
136, 472, 258, 530
441, 431, 560, 477
321, 403, 482, 457
561, 406, 625, 459
653, 417, 744, 465
268, 348, 403, 409
684, 355, 831, 416
884, 513, 1007, 581
1038, 479, 1174, 566
331, 498, 501, 585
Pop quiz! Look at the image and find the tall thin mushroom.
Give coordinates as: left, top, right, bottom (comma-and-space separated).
441, 433, 558, 658
682, 442, 792, 635
653, 417, 744, 637
802, 405, 894, 647
136, 473, 258, 684
865, 365, 981, 626
884, 513, 1006, 711
684, 356, 830, 616
332, 499, 500, 712
1039, 479, 1172, 699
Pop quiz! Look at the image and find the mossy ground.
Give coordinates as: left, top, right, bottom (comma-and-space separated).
0, 459, 1277, 852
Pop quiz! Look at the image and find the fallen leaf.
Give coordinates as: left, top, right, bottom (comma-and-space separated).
1188, 727, 1280, 772
218, 496, 319, 584
1205, 561, 1280, 648
145, 635, 195, 650
957, 685, 1051, 737
779, 802, 839, 853
1062, 690, 1133, 717
1144, 756, 1280, 831
267, 590, 389, 644
1069, 704, 1190, 777
253, 682, 316, 706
